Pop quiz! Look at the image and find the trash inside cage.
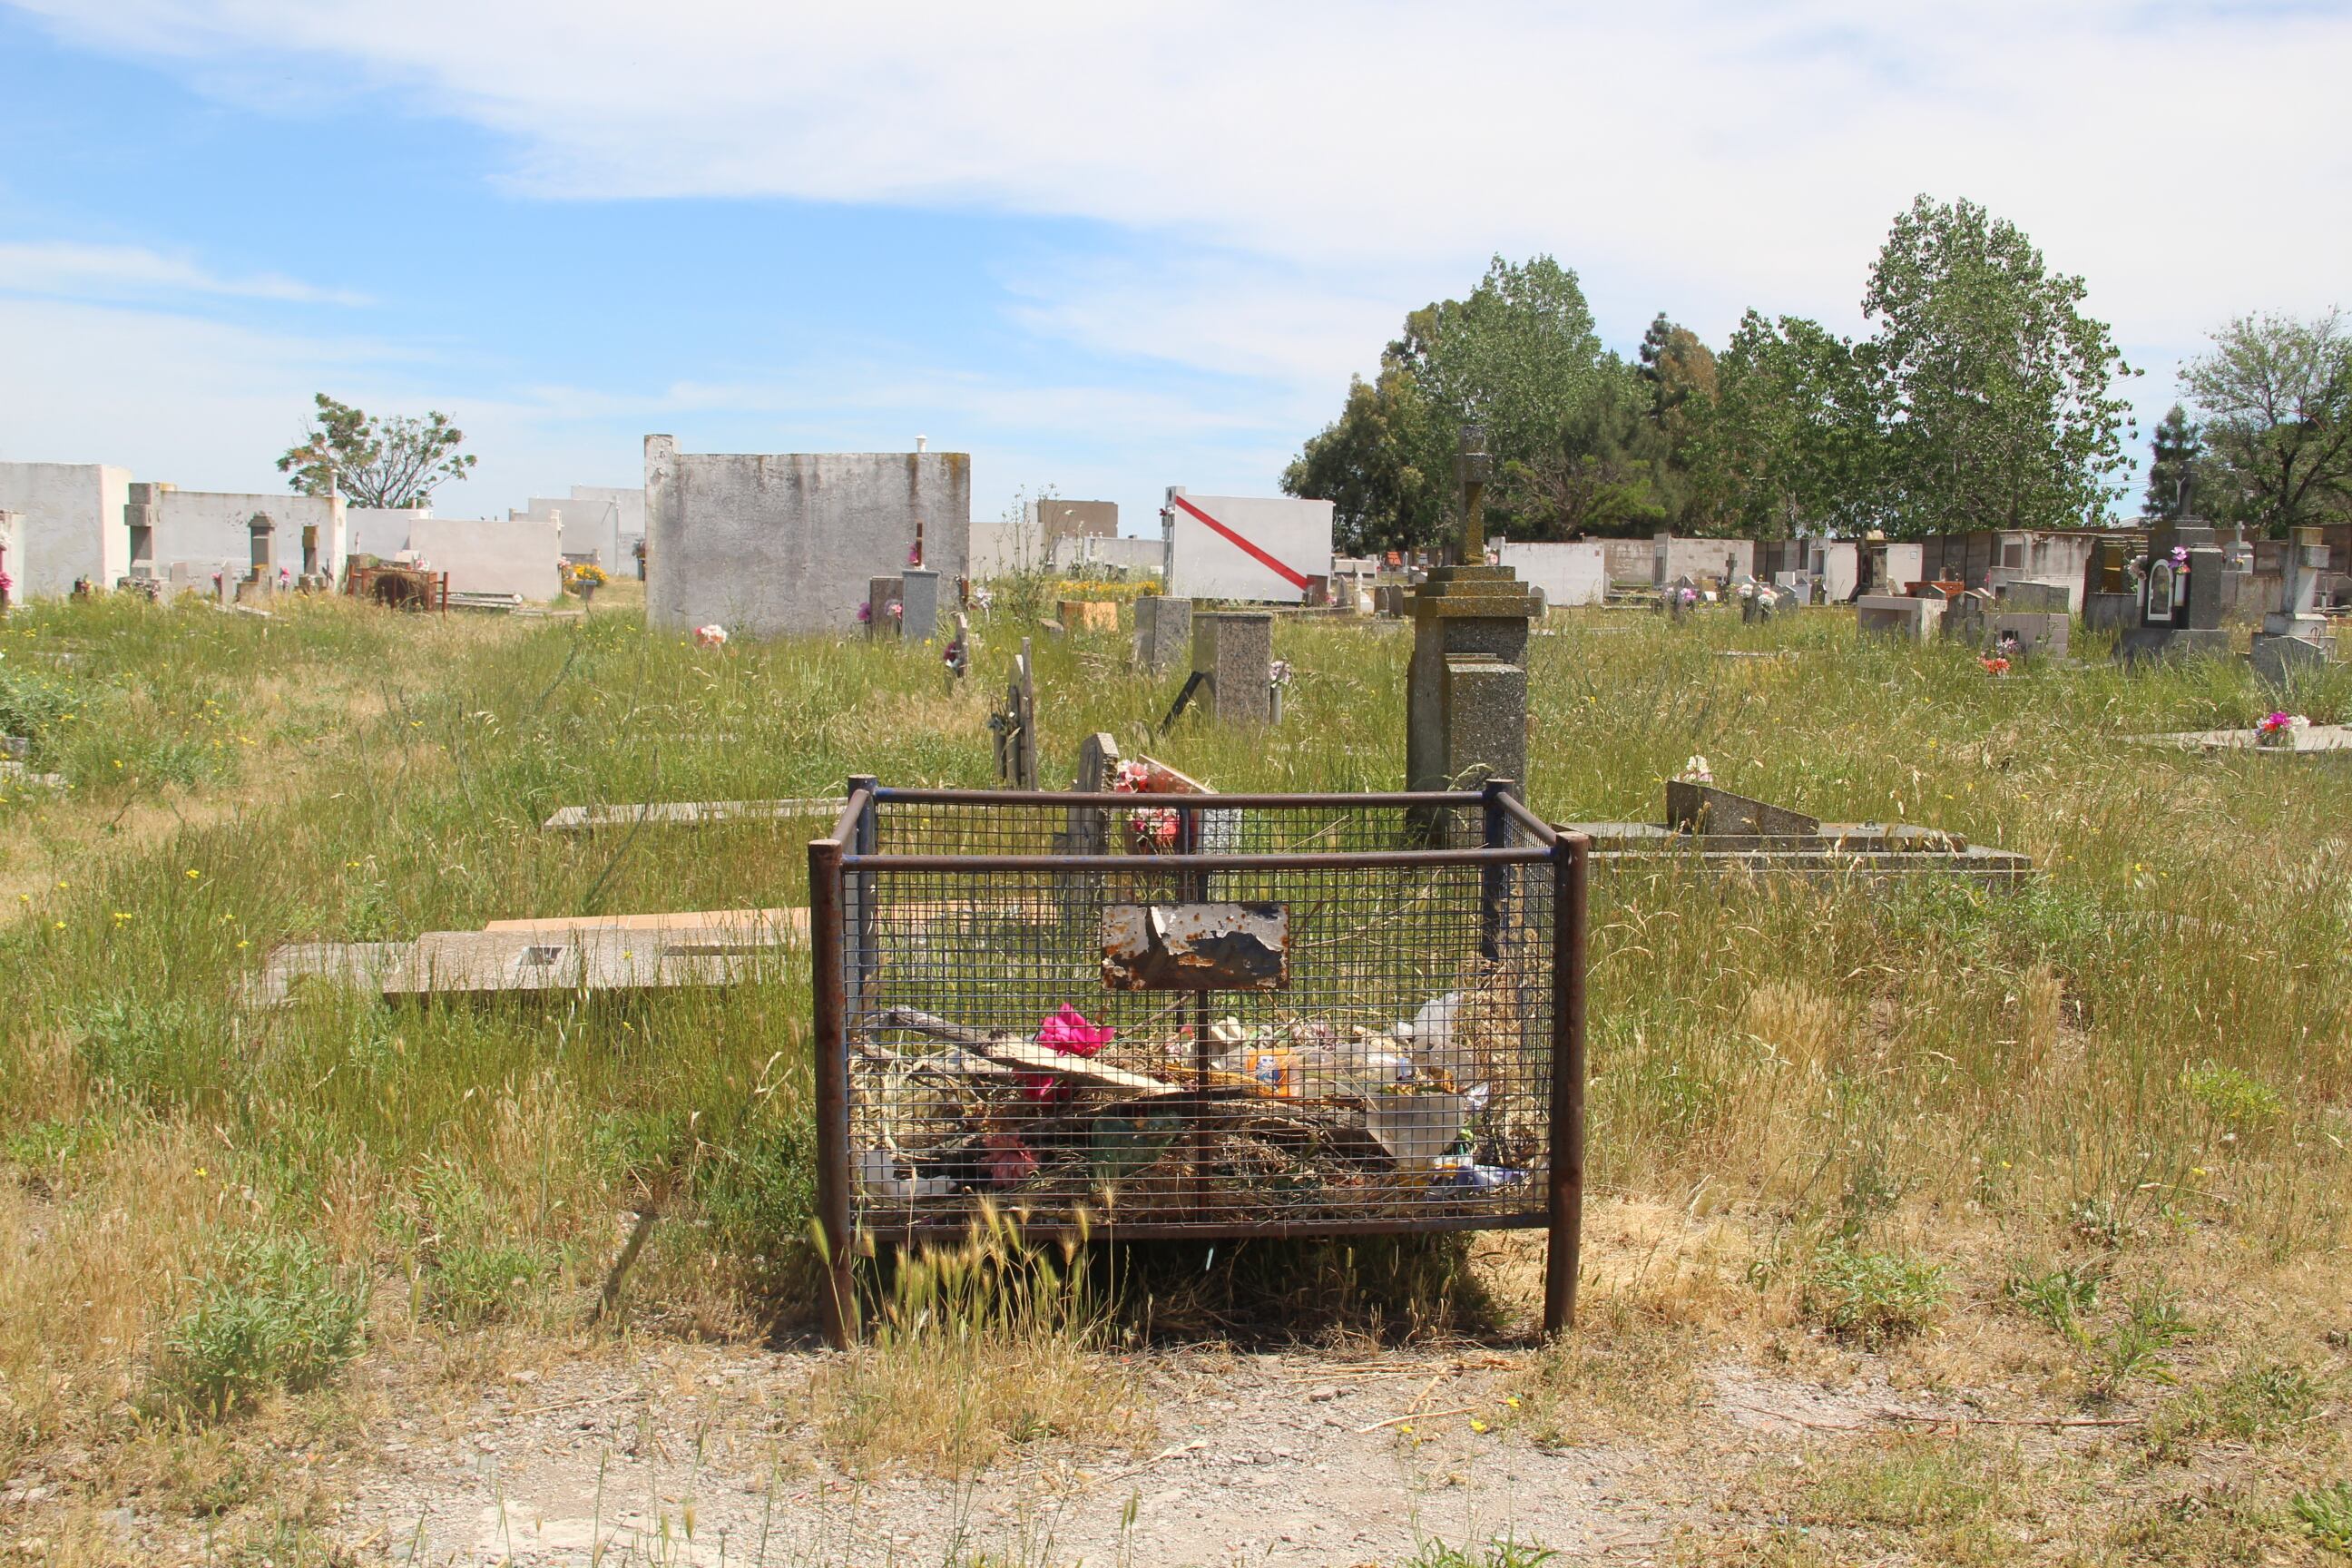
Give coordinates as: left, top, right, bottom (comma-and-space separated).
808, 781, 1589, 1342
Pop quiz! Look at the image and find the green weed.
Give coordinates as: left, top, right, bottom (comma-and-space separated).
1800, 1241, 1947, 1344
2294, 1482, 2352, 1555
152, 1235, 368, 1419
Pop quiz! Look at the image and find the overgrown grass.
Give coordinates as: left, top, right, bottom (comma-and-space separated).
1, 592, 2348, 1547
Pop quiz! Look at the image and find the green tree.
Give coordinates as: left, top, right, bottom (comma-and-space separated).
2180, 309, 2352, 534
1504, 358, 1669, 538
2139, 405, 2204, 520
1688, 311, 1881, 538
1286, 254, 1614, 549
1860, 195, 2135, 536
1636, 313, 1722, 528
277, 394, 477, 509
1281, 366, 1449, 555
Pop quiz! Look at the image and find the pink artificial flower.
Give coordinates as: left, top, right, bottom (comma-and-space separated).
857, 601, 873, 623
1021, 1004, 1115, 1102
1038, 1004, 1113, 1058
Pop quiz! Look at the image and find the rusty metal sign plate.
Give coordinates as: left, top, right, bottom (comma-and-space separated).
1101, 902, 1289, 991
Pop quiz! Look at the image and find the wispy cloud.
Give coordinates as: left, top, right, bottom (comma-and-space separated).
0, 240, 371, 307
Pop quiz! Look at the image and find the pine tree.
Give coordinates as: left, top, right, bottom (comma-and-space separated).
2141, 405, 2202, 519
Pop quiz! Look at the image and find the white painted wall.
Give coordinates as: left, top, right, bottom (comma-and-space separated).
146, 488, 342, 584
0, 462, 131, 597
404, 517, 563, 600
1499, 541, 1608, 608
346, 507, 431, 559
513, 485, 644, 561
1163, 489, 1333, 603
1053, 534, 1163, 576
1807, 540, 1859, 602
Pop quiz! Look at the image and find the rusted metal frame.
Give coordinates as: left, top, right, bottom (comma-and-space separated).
825, 787, 871, 846
1494, 789, 1561, 845
807, 831, 856, 1348
873, 787, 1490, 809
840, 848, 1550, 873
1544, 829, 1591, 1338
869, 1210, 1552, 1245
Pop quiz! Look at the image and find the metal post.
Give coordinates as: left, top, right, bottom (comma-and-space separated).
808, 831, 856, 1348
1544, 830, 1590, 1337
1479, 778, 1511, 964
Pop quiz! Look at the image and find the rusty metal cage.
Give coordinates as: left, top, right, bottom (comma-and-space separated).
808, 779, 1588, 1345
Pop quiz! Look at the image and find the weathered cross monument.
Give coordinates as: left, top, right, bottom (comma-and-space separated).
1406, 426, 1539, 815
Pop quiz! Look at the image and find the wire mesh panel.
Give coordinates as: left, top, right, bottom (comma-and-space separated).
809, 783, 1589, 1341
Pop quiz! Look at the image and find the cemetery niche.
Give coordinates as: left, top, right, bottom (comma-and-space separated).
2116, 520, 2233, 666
808, 780, 1589, 1347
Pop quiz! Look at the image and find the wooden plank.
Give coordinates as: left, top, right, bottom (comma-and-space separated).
541, 798, 844, 833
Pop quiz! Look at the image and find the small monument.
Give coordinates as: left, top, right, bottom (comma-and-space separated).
900, 567, 941, 642
234, 512, 279, 605
2250, 526, 2332, 684
2118, 519, 2232, 666
865, 574, 904, 638
1190, 612, 1274, 725
1405, 426, 1539, 805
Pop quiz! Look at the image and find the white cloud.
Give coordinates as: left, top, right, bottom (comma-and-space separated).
0, 240, 371, 306
8, 0, 2346, 511
15, 1, 2347, 365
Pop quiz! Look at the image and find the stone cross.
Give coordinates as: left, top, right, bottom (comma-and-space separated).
1455, 424, 1490, 564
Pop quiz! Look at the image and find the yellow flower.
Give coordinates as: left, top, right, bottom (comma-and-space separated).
53, 920, 65, 930
1504, 1395, 1521, 1409
1468, 1418, 1489, 1434
111, 911, 132, 923
236, 939, 249, 950
185, 868, 202, 879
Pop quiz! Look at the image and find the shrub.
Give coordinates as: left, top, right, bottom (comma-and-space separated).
425, 1241, 544, 1326
2180, 1063, 2284, 1127
1801, 1241, 1946, 1343
153, 1235, 368, 1419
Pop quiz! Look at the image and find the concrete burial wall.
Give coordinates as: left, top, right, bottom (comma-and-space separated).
1163, 489, 1333, 604
1024, 498, 1116, 544
143, 488, 342, 583
346, 507, 429, 558
1499, 541, 1609, 608
0, 461, 131, 598
514, 485, 644, 562
644, 438, 972, 636
403, 517, 562, 600
1653, 533, 1755, 585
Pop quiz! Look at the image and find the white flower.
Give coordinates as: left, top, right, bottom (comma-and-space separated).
1676, 755, 1712, 784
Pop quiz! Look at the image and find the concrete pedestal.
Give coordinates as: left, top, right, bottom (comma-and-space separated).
900, 568, 940, 642
1406, 565, 1539, 797
1133, 595, 1192, 670
2084, 592, 2137, 634
1191, 612, 1273, 725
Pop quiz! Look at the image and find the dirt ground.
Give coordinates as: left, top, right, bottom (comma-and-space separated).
322, 1341, 1697, 1566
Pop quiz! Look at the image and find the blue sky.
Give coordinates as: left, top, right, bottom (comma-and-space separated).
4, 1, 2347, 532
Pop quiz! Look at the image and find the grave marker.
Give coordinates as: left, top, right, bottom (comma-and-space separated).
1406, 426, 1538, 812
1190, 611, 1274, 726
989, 638, 1040, 789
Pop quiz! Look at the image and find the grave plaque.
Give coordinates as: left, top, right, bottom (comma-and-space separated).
1191, 612, 1274, 726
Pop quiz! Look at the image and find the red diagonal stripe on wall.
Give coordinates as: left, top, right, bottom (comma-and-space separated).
1169, 494, 1315, 592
